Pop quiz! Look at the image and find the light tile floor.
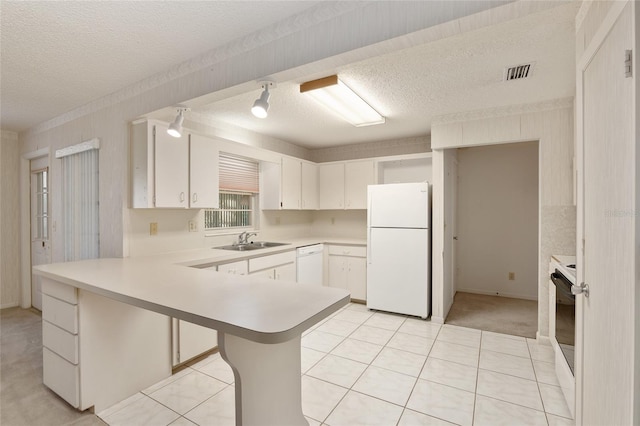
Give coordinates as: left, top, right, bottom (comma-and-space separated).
97, 303, 573, 426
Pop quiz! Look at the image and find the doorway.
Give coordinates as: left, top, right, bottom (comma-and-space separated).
29, 157, 50, 311
445, 141, 539, 338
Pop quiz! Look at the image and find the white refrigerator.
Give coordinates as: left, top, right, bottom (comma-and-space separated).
366, 182, 431, 318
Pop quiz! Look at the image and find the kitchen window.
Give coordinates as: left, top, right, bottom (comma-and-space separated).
205, 153, 259, 231
205, 192, 255, 229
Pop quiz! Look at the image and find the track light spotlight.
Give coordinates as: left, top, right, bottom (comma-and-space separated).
251, 82, 272, 118
167, 107, 189, 138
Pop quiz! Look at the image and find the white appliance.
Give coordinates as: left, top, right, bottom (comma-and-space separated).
297, 244, 324, 286
366, 183, 431, 318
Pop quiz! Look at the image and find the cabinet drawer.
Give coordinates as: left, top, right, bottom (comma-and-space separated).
41, 278, 77, 304
43, 320, 78, 364
328, 245, 366, 257
42, 294, 78, 334
43, 347, 79, 408
249, 251, 296, 272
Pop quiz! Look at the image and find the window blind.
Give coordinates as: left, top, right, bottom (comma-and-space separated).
58, 141, 99, 261
219, 153, 259, 193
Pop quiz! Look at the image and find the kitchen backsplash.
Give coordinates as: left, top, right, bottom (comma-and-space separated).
126, 208, 366, 257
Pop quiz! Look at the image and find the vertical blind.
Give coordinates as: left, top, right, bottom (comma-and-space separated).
56, 139, 100, 261
219, 153, 259, 193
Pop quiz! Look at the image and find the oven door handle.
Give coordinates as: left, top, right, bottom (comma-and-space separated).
550, 271, 575, 299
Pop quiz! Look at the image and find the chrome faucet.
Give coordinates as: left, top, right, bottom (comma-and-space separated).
236, 231, 258, 245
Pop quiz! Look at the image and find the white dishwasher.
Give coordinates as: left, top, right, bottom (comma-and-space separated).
296, 244, 324, 286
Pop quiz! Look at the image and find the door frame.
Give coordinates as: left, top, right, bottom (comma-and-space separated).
20, 147, 49, 308
575, 1, 635, 424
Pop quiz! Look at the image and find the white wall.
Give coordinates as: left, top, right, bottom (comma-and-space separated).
1, 131, 21, 308
310, 136, 430, 163
455, 141, 538, 300
310, 211, 368, 240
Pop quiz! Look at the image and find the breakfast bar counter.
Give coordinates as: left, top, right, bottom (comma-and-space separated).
34, 257, 350, 425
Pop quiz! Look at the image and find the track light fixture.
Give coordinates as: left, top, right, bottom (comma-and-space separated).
251, 82, 273, 118
167, 107, 189, 138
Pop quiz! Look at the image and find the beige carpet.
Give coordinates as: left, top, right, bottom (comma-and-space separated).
0, 307, 106, 426
445, 292, 538, 338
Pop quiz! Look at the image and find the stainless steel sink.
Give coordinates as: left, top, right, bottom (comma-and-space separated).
214, 242, 289, 251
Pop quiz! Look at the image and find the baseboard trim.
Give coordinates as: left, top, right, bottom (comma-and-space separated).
455, 288, 538, 301
431, 316, 445, 324
1, 302, 20, 310
535, 332, 552, 346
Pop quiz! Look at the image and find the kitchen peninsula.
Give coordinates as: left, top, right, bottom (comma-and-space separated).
34, 251, 350, 426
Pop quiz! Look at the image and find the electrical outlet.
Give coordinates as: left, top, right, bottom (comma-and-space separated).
150, 222, 158, 236
188, 220, 197, 232
508, 272, 515, 280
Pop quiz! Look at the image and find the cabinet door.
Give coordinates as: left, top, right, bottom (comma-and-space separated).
301, 162, 318, 210
154, 123, 189, 207
347, 257, 367, 301
189, 134, 219, 208
328, 256, 348, 290
275, 263, 296, 282
177, 320, 218, 365
217, 260, 248, 275
281, 157, 301, 209
319, 163, 345, 209
345, 160, 375, 209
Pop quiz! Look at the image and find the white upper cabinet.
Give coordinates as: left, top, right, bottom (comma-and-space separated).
131, 120, 219, 209
319, 160, 374, 210
189, 134, 219, 209
281, 156, 302, 209
261, 157, 318, 211
154, 123, 189, 208
301, 161, 318, 210
319, 163, 345, 209
345, 160, 375, 209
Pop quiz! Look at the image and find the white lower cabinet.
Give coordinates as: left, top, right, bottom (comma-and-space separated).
172, 319, 218, 366
40, 278, 171, 412
217, 260, 248, 275
248, 251, 297, 282
327, 245, 367, 301
172, 261, 248, 366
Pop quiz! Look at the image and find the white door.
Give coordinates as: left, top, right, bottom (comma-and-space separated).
189, 134, 219, 209
319, 163, 344, 209
30, 158, 51, 310
301, 161, 318, 210
578, 3, 635, 424
154, 123, 188, 207
281, 157, 301, 209
344, 160, 374, 209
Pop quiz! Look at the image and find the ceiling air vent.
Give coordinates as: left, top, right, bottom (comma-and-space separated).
504, 63, 534, 81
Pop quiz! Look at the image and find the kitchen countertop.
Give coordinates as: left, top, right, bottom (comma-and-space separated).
147, 236, 367, 268
33, 237, 361, 344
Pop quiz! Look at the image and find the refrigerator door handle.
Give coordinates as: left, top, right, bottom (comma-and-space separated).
368, 228, 372, 264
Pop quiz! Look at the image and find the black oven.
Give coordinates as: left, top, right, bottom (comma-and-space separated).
550, 269, 575, 374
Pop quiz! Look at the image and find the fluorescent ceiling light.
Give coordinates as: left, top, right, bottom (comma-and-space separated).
300, 75, 385, 127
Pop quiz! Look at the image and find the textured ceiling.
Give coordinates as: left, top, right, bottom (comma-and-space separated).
191, 1, 579, 148
1, 1, 579, 150
0, 1, 322, 131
